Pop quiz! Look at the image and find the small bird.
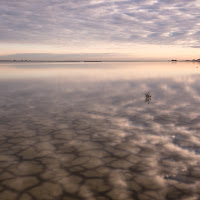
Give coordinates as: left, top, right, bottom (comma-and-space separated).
145, 92, 151, 104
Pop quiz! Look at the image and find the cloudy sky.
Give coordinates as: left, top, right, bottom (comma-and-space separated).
0, 0, 200, 60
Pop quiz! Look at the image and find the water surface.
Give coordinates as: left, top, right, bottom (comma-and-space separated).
0, 62, 200, 200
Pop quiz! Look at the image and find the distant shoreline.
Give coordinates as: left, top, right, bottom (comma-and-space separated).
0, 60, 200, 63
0, 60, 170, 63
0, 60, 102, 63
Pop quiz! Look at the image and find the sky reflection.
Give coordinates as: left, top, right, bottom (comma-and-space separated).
0, 62, 200, 200
0, 61, 200, 80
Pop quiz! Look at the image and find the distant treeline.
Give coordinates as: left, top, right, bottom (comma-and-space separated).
0, 60, 103, 62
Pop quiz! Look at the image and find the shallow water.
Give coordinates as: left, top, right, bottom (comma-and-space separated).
0, 62, 200, 200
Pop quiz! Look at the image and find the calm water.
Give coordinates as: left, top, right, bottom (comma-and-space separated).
0, 62, 200, 200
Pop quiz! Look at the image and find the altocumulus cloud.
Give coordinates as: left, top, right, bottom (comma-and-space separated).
0, 0, 200, 47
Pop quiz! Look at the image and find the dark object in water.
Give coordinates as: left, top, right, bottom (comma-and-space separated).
145, 92, 151, 104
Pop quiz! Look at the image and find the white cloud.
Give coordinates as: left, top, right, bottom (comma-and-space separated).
0, 0, 200, 47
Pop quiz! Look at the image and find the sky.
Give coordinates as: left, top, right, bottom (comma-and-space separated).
0, 0, 200, 61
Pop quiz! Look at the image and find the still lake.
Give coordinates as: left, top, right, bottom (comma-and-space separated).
0, 62, 200, 200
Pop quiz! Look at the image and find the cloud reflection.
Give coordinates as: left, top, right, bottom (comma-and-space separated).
1, 64, 200, 199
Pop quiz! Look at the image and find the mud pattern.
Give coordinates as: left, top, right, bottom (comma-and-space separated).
1, 65, 200, 200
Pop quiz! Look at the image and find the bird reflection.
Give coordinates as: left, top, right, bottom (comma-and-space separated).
145, 92, 151, 104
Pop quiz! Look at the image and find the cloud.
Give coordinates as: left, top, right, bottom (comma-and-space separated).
0, 0, 200, 47
0, 53, 121, 61
190, 46, 200, 48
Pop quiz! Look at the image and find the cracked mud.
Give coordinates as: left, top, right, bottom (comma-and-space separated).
0, 62, 200, 200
